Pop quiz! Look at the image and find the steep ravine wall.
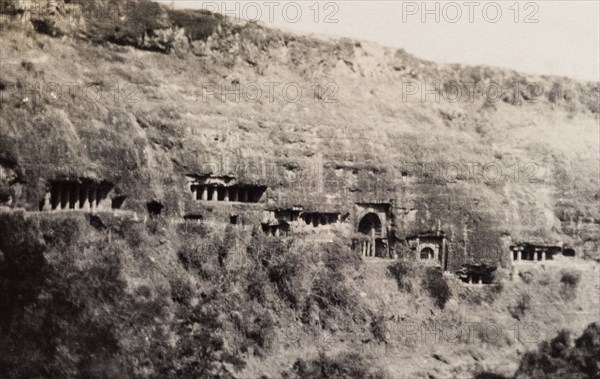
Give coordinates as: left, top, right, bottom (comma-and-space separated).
0, 0, 599, 267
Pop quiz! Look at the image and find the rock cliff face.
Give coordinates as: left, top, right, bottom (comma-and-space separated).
1, 1, 599, 377
1, 0, 598, 264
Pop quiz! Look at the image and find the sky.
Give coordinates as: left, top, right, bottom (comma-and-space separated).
160, 1, 600, 81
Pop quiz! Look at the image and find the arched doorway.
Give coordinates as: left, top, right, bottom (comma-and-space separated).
358, 213, 384, 257
420, 247, 434, 260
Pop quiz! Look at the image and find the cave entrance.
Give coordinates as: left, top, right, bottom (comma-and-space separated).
511, 244, 560, 263
358, 213, 384, 257
191, 182, 267, 204
146, 201, 163, 217
302, 212, 339, 227
457, 264, 497, 285
42, 180, 114, 212
420, 247, 434, 260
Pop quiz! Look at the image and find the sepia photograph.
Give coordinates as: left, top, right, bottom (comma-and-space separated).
0, 1, 598, 378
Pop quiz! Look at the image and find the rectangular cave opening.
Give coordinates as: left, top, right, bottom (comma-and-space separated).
184, 214, 203, 223
146, 201, 163, 217
45, 180, 114, 211
191, 183, 267, 204
302, 212, 339, 227
242, 185, 267, 203
511, 244, 559, 262
111, 196, 127, 210
457, 264, 497, 284
275, 208, 302, 222
262, 222, 289, 237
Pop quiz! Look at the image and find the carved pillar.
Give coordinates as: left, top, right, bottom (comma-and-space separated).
478, 276, 482, 285
65, 183, 72, 210
51, 186, 57, 210
91, 186, 97, 213
56, 183, 62, 210
224, 188, 229, 202
275, 226, 280, 237
541, 251, 546, 261
370, 228, 375, 257
442, 237, 447, 270
192, 185, 197, 201
82, 187, 90, 211
517, 250, 522, 262
43, 191, 51, 211
72, 183, 79, 209
201, 186, 208, 201
211, 187, 217, 201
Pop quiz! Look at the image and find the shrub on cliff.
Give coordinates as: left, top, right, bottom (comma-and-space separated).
284, 352, 388, 379
515, 322, 600, 378
510, 292, 531, 320
388, 260, 415, 292
322, 240, 362, 272
421, 267, 451, 309
173, 305, 246, 378
559, 269, 581, 301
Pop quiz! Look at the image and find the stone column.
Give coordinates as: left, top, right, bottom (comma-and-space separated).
362, 241, 366, 256
224, 188, 229, 202
56, 184, 63, 210
43, 191, 51, 211
91, 186, 97, 213
211, 188, 218, 201
191, 185, 197, 201
517, 250, 522, 262
275, 227, 280, 237
72, 183, 79, 209
65, 183, 71, 210
534, 250, 538, 261
541, 251, 546, 261
201, 186, 207, 201
469, 275, 473, 284
82, 187, 90, 211
478, 276, 482, 284
442, 238, 447, 270
50, 188, 56, 211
